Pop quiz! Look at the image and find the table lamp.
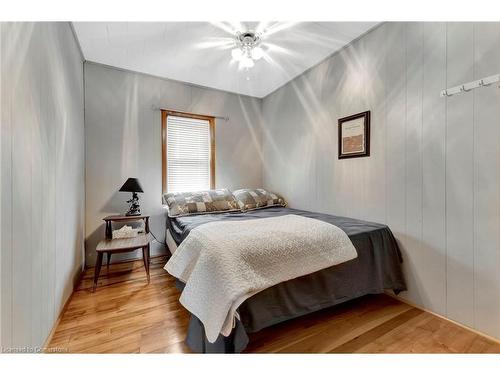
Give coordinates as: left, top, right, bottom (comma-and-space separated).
119, 178, 144, 216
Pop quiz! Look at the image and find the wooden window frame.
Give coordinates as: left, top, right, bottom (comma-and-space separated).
161, 109, 216, 194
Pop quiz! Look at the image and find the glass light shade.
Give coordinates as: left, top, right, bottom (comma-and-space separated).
240, 56, 255, 69
252, 47, 264, 60
231, 48, 243, 61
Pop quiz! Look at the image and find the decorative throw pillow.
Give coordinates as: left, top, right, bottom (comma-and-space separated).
232, 188, 287, 211
162, 188, 240, 218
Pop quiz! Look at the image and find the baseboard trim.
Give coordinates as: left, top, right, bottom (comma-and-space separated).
42, 267, 84, 353
385, 291, 500, 345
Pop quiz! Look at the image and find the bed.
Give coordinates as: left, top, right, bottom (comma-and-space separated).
165, 206, 406, 353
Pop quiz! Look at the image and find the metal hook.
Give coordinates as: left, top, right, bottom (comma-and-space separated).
441, 89, 453, 97
460, 85, 471, 92
480, 79, 493, 87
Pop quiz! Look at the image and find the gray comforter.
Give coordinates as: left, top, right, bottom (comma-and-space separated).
167, 207, 406, 353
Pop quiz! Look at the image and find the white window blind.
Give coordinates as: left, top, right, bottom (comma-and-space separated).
166, 115, 212, 193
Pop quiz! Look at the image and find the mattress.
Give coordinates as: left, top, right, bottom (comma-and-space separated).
165, 206, 406, 353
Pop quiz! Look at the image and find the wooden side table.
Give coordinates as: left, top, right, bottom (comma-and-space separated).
103, 214, 150, 240
93, 214, 151, 292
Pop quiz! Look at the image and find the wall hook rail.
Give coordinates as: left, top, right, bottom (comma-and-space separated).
440, 74, 500, 98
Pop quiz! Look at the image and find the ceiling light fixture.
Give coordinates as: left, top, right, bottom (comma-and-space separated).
231, 30, 265, 70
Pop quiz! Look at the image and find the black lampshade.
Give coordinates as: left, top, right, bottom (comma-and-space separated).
119, 178, 144, 193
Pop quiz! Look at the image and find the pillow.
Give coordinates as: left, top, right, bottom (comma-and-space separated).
162, 188, 240, 218
232, 188, 287, 211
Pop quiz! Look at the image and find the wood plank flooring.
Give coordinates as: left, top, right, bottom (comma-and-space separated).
47, 256, 500, 353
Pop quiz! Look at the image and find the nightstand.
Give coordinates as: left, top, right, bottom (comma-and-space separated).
93, 214, 151, 292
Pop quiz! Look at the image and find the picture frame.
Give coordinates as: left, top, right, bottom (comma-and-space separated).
338, 110, 370, 159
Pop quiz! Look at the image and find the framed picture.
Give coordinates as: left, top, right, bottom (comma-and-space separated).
338, 110, 370, 159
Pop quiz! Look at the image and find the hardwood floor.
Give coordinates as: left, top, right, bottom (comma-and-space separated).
47, 256, 500, 354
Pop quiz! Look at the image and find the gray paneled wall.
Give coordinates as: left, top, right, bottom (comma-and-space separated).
84, 62, 263, 266
1, 23, 85, 349
262, 22, 500, 339
0, 22, 3, 347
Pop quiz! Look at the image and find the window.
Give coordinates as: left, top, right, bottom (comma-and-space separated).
162, 110, 215, 193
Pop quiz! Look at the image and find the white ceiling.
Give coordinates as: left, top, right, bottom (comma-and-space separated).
73, 22, 378, 98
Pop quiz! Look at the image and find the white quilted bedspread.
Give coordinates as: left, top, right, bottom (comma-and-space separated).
165, 214, 357, 343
